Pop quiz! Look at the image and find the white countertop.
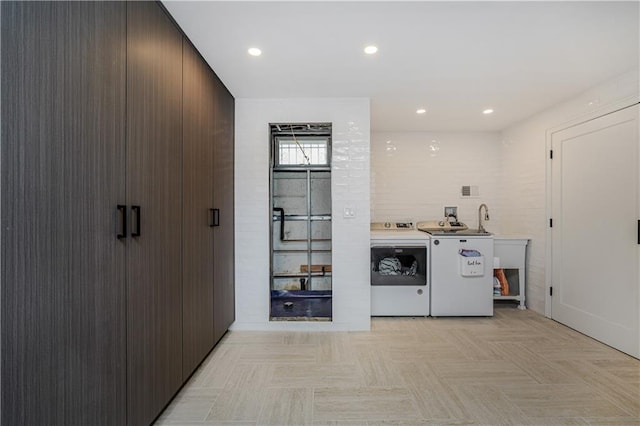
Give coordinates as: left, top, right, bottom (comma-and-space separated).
493, 235, 531, 241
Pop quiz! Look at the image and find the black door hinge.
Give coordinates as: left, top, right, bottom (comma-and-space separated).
549, 286, 553, 296
550, 149, 553, 159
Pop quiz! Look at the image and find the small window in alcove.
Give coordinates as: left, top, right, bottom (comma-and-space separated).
271, 122, 332, 169
276, 137, 329, 166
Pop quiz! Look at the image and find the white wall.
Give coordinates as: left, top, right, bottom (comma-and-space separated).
371, 132, 503, 232
233, 98, 371, 331
501, 69, 639, 315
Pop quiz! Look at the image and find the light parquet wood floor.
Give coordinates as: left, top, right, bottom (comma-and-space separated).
155, 306, 639, 425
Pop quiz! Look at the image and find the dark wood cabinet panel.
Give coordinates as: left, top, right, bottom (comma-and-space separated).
213, 76, 236, 344
182, 39, 216, 379
126, 2, 183, 425
2, 2, 234, 424
1, 2, 127, 425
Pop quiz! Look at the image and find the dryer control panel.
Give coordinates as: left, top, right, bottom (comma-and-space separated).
370, 222, 415, 231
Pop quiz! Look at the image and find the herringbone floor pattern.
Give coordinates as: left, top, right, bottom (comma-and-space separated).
155, 306, 639, 425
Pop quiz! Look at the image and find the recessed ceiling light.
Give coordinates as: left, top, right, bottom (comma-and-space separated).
364, 45, 378, 55
483, 109, 494, 115
248, 47, 262, 57
416, 108, 427, 114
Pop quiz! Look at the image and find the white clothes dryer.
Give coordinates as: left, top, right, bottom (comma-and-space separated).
370, 222, 430, 316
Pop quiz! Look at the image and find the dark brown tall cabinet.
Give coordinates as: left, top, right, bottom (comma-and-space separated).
182, 31, 236, 381
1, 2, 128, 425
1, 2, 235, 425
182, 39, 216, 378
213, 74, 236, 344
126, 3, 185, 425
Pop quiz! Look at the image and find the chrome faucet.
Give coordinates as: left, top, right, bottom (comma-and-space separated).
478, 203, 489, 233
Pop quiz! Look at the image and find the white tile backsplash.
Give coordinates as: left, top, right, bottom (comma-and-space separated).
371, 132, 503, 232
234, 98, 370, 331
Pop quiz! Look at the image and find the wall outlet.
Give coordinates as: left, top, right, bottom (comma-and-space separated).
343, 207, 356, 218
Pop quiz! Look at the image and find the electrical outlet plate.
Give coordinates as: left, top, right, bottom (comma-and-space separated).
343, 206, 356, 218
444, 206, 457, 218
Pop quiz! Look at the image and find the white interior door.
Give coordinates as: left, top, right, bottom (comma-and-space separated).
551, 103, 639, 358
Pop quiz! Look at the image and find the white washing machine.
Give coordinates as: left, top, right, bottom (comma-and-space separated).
370, 222, 430, 316
420, 224, 494, 316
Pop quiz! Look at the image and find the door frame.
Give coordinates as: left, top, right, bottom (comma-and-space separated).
544, 94, 640, 318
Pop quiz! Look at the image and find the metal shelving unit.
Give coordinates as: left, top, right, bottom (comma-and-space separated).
270, 169, 332, 291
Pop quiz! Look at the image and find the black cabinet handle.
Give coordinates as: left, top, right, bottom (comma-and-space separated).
637, 220, 639, 244
211, 208, 220, 227
116, 205, 126, 239
131, 205, 141, 237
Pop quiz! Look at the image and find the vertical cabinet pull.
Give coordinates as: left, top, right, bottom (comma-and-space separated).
210, 209, 220, 227
131, 205, 141, 237
637, 220, 639, 245
116, 205, 127, 239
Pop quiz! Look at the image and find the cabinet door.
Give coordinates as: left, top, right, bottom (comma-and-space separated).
1, 2, 127, 424
213, 77, 236, 343
126, 2, 183, 424
182, 39, 216, 378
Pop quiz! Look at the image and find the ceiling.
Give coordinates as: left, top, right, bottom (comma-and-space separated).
163, 1, 639, 132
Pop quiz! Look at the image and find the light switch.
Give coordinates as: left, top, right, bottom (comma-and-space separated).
343, 206, 356, 218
